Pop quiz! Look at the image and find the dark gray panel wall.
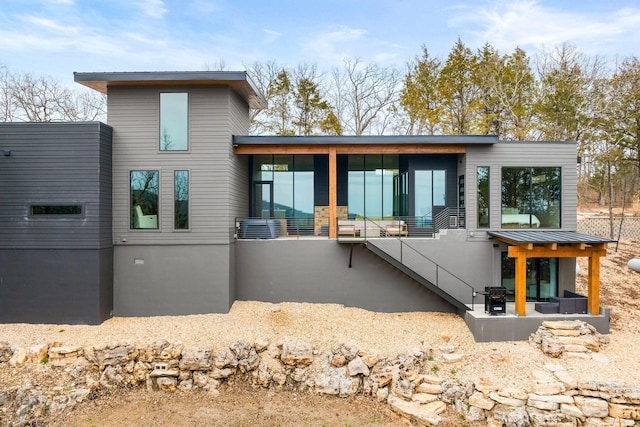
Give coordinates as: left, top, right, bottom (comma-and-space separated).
0, 248, 112, 324
235, 240, 458, 313
0, 122, 113, 249
0, 122, 113, 324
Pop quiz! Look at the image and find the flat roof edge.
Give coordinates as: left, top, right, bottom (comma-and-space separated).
233, 135, 500, 144
74, 71, 267, 109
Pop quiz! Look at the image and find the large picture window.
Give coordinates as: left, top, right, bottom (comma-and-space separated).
131, 170, 159, 229
174, 170, 189, 229
501, 167, 560, 228
160, 92, 188, 151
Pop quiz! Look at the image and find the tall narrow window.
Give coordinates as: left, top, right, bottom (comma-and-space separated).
160, 92, 188, 151
131, 170, 159, 229
477, 167, 489, 228
174, 170, 189, 229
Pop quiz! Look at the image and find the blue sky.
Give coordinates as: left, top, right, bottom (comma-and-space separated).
1, 0, 639, 86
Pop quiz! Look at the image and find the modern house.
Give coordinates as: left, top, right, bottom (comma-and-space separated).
0, 71, 613, 341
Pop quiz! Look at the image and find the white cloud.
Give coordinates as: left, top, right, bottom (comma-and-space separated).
449, 0, 640, 56
140, 0, 169, 19
303, 26, 367, 64
263, 29, 281, 45
22, 15, 78, 33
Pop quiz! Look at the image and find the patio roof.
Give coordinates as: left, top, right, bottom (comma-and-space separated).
488, 230, 616, 246
488, 230, 615, 318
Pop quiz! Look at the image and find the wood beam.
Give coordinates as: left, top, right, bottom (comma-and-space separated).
588, 255, 601, 315
544, 242, 558, 250
508, 245, 607, 259
235, 145, 329, 155
328, 145, 337, 239
235, 144, 466, 155
515, 252, 527, 316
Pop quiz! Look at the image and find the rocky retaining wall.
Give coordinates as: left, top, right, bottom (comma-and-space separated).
1, 321, 639, 426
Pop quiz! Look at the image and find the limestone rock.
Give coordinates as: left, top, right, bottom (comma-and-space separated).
48, 346, 82, 365
441, 353, 465, 363
543, 320, 582, 330
9, 347, 27, 366
527, 406, 579, 426
391, 378, 414, 400
387, 395, 442, 426
574, 396, 609, 417
280, 343, 314, 366
560, 403, 585, 418
332, 343, 359, 362
376, 386, 389, 402
253, 337, 270, 353
26, 344, 48, 363
489, 391, 526, 407
230, 341, 259, 373
608, 403, 640, 420
420, 374, 444, 385
491, 404, 530, 427
213, 349, 238, 369
469, 391, 495, 410
0, 342, 12, 363
93, 343, 138, 368
475, 377, 500, 394
347, 356, 370, 376
416, 382, 442, 395
179, 349, 212, 371
412, 393, 439, 404
156, 376, 177, 391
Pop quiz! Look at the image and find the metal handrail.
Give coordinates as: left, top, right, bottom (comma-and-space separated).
346, 216, 476, 308
235, 216, 329, 239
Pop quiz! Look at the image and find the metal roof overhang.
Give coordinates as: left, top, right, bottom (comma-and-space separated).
488, 230, 616, 246
74, 71, 267, 109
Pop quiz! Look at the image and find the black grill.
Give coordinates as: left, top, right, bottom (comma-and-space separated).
484, 286, 507, 315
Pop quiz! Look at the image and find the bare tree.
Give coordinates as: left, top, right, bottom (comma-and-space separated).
0, 67, 106, 122
331, 58, 401, 135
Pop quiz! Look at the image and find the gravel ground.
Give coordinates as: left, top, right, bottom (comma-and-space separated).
2, 239, 640, 391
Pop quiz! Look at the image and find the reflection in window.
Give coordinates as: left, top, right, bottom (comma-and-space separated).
501, 253, 557, 301
160, 92, 188, 151
31, 205, 83, 216
477, 167, 489, 228
131, 170, 159, 229
251, 155, 315, 220
346, 154, 399, 219
501, 167, 560, 228
174, 170, 189, 229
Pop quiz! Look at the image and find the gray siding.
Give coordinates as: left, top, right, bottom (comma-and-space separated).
109, 84, 251, 315
109, 85, 245, 245
0, 122, 112, 249
465, 142, 577, 232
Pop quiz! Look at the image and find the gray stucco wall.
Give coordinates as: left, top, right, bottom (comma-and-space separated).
113, 244, 233, 316
235, 239, 459, 313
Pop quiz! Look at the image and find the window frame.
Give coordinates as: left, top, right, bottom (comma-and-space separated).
173, 169, 190, 231
130, 169, 160, 230
28, 203, 85, 219
500, 166, 561, 229
476, 166, 490, 228
159, 92, 190, 152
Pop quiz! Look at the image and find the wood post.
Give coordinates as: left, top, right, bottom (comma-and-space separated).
515, 252, 527, 316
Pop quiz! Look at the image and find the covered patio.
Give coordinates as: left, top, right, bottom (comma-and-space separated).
488, 230, 616, 316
